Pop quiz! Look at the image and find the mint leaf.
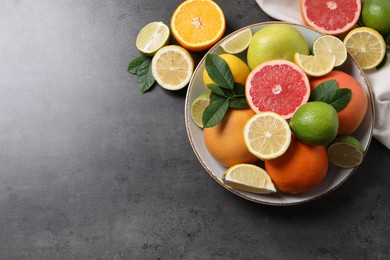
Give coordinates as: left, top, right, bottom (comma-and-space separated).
205, 54, 234, 89
202, 99, 229, 128
128, 56, 148, 75
136, 58, 155, 93
327, 88, 352, 112
229, 97, 249, 108
310, 80, 338, 101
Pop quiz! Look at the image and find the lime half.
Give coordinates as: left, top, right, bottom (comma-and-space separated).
190, 93, 211, 128
220, 28, 252, 54
136, 22, 170, 55
327, 136, 364, 168
313, 35, 347, 67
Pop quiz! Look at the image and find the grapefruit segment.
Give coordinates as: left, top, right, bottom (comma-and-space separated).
245, 60, 310, 119
300, 0, 361, 35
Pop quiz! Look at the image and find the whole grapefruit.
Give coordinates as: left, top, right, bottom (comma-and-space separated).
264, 136, 328, 194
310, 70, 368, 135
204, 109, 258, 167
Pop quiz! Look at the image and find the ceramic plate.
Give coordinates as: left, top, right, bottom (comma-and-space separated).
184, 22, 374, 206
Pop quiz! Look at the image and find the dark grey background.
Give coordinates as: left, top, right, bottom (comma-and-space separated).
0, 0, 389, 259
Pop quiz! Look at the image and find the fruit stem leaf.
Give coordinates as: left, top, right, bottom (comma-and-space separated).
205, 54, 234, 89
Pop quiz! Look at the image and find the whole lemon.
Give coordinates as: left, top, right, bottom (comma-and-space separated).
289, 101, 339, 145
247, 24, 310, 70
362, 0, 390, 34
203, 54, 250, 87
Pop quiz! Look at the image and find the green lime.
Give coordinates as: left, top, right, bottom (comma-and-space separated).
289, 102, 339, 145
327, 136, 364, 168
136, 22, 170, 55
220, 28, 252, 54
191, 93, 211, 128
362, 0, 390, 34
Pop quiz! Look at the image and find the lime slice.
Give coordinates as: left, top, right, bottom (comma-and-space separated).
191, 93, 211, 128
294, 53, 336, 77
220, 28, 252, 54
313, 35, 347, 67
343, 27, 386, 70
136, 22, 170, 55
223, 164, 276, 194
327, 136, 364, 168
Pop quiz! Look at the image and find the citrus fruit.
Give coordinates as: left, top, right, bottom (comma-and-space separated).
247, 24, 309, 70
220, 28, 252, 54
294, 53, 336, 77
203, 109, 258, 167
312, 35, 347, 67
170, 0, 225, 52
136, 22, 170, 55
362, 0, 390, 34
223, 164, 276, 194
300, 0, 361, 35
151, 45, 194, 91
343, 27, 386, 70
265, 136, 328, 194
327, 135, 364, 168
289, 101, 339, 145
191, 93, 211, 128
245, 60, 310, 119
310, 70, 368, 135
203, 54, 250, 87
243, 112, 291, 160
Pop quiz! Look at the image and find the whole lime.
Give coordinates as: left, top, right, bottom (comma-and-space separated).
247, 24, 310, 70
289, 102, 339, 145
362, 0, 390, 34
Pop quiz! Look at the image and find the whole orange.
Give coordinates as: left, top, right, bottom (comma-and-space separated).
204, 109, 258, 167
264, 136, 328, 194
310, 70, 368, 135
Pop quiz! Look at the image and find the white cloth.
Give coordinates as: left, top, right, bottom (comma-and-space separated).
257, 0, 390, 149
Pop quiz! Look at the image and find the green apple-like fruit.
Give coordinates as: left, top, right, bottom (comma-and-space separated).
247, 24, 310, 70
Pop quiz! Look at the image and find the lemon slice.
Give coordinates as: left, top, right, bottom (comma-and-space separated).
343, 27, 386, 70
151, 45, 194, 90
223, 164, 277, 194
313, 35, 347, 67
190, 93, 211, 128
294, 53, 336, 77
243, 112, 291, 160
327, 136, 364, 168
220, 28, 252, 54
136, 22, 170, 55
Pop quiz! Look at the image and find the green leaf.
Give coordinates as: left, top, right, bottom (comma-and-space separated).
209, 92, 226, 102
205, 54, 234, 89
207, 84, 226, 96
233, 83, 246, 96
136, 58, 155, 93
202, 99, 230, 128
128, 56, 148, 75
376, 53, 388, 70
310, 80, 338, 101
326, 88, 352, 112
229, 97, 249, 108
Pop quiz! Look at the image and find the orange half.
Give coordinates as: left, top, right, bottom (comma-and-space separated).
171, 0, 226, 52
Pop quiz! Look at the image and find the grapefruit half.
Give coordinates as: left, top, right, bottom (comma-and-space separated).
300, 0, 361, 35
246, 60, 310, 119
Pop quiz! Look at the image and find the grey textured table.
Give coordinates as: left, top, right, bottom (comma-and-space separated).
0, 1, 389, 259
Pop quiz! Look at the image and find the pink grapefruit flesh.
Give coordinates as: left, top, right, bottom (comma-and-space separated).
245, 60, 310, 119
300, 0, 361, 35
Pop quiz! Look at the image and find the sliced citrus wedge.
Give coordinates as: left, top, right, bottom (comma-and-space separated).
327, 135, 364, 168
151, 45, 194, 91
313, 35, 347, 67
190, 93, 211, 128
136, 22, 170, 55
223, 164, 277, 194
343, 27, 386, 70
220, 28, 252, 54
294, 53, 336, 77
243, 112, 291, 160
